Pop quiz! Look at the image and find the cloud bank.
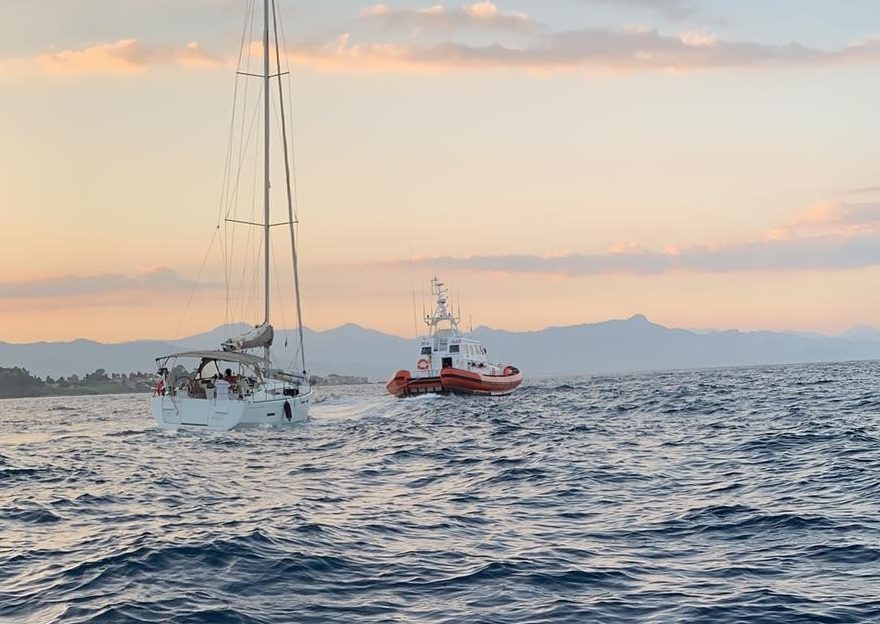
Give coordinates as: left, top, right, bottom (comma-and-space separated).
288, 28, 880, 73
845, 186, 880, 197
0, 268, 221, 299
361, 2, 539, 33
387, 203, 880, 277
581, 0, 697, 21
4, 4, 880, 77
1, 39, 223, 77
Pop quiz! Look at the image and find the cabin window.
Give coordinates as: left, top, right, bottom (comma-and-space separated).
421, 346, 432, 355
450, 345, 460, 353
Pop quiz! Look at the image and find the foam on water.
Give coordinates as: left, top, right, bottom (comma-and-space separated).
2, 362, 880, 623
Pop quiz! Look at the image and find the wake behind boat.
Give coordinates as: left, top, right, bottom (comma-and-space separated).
151, 0, 311, 430
387, 278, 523, 398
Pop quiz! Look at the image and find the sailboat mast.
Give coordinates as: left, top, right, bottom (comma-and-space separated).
262, 0, 271, 332
271, 0, 307, 374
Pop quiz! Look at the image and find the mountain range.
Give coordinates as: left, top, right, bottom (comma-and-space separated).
3, 315, 880, 381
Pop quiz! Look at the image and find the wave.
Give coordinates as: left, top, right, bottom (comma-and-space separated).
2, 361, 879, 623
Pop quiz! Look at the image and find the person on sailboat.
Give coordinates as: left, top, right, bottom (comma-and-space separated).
223, 367, 241, 397
215, 375, 231, 401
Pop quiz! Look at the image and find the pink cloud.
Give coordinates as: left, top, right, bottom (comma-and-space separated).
377, 202, 880, 277
360, 2, 538, 34
219, 15, 880, 75
775, 202, 880, 238
580, 0, 698, 21
5, 25, 880, 78
281, 27, 880, 74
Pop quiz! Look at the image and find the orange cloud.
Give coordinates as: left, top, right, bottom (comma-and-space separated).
1, 39, 224, 77
280, 27, 880, 74
4, 25, 880, 79
786, 203, 845, 228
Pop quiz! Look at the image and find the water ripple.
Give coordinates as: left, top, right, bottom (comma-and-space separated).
2, 362, 879, 622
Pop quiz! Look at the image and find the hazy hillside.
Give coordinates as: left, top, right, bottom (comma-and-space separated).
472, 315, 880, 375
3, 315, 880, 380
0, 339, 179, 379
0, 325, 414, 381
838, 325, 880, 343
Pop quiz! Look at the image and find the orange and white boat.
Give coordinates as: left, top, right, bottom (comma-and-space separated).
386, 278, 523, 398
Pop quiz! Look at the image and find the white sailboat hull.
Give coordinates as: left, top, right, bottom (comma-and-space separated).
150, 392, 311, 431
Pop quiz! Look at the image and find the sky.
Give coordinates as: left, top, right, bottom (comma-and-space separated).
2, 0, 880, 343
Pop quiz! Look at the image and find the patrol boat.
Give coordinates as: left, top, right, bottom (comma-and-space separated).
386, 278, 523, 397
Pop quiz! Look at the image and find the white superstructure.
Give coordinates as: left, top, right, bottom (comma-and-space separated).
410, 278, 507, 379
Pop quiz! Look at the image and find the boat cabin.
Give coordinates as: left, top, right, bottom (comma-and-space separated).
420, 332, 491, 372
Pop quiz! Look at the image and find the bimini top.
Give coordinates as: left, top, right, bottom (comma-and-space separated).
154, 350, 269, 367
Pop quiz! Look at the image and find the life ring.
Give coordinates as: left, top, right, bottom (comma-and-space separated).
417, 358, 430, 371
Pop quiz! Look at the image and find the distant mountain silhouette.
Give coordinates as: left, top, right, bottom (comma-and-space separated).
471, 315, 880, 375
3, 315, 880, 380
838, 324, 880, 343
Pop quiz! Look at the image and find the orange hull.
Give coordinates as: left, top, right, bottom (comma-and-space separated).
441, 367, 523, 395
386, 367, 522, 398
386, 371, 443, 397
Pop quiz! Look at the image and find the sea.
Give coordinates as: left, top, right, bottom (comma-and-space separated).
2, 361, 879, 623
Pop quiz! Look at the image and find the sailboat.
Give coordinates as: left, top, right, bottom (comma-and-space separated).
151, 0, 312, 430
386, 278, 523, 397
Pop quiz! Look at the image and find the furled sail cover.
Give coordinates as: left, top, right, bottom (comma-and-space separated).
222, 323, 274, 352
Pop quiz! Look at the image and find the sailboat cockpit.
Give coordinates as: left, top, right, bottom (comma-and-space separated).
156, 351, 303, 401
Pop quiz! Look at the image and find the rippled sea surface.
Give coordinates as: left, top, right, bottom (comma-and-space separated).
2, 362, 880, 623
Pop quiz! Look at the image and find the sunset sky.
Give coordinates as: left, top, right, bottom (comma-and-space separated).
2, 0, 880, 343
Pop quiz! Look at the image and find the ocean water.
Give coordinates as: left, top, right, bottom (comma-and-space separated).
2, 362, 879, 623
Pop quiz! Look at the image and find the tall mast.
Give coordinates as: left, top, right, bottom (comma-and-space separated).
272, 0, 307, 375
262, 0, 271, 362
